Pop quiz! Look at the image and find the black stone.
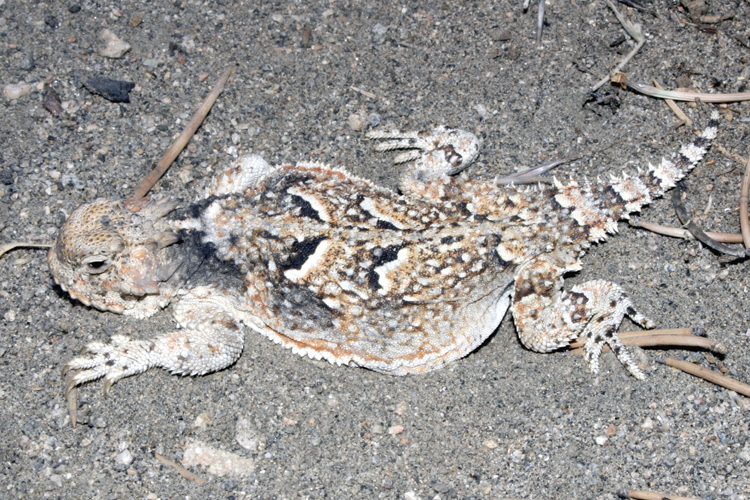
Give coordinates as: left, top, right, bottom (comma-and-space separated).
84, 77, 136, 103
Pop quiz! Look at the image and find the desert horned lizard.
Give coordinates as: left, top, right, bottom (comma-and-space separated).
48, 112, 719, 397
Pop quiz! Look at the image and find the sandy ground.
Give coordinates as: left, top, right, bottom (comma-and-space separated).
1, 0, 749, 498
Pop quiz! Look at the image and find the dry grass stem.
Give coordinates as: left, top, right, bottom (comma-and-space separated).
0, 242, 52, 259
154, 452, 207, 485
612, 73, 750, 102
592, 1, 645, 91
624, 334, 725, 352
536, 0, 545, 44
672, 183, 748, 257
663, 357, 750, 398
570, 328, 725, 354
715, 143, 748, 165
350, 86, 376, 99
570, 328, 693, 349
653, 79, 692, 126
628, 490, 701, 500
740, 151, 750, 248
65, 373, 78, 427
629, 217, 744, 243
131, 66, 236, 200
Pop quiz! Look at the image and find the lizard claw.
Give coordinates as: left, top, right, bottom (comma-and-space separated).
62, 335, 155, 398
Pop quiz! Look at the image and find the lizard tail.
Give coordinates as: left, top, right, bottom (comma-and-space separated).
551, 111, 719, 243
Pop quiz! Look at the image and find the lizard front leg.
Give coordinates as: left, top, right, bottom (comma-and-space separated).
511, 250, 654, 379
64, 286, 245, 396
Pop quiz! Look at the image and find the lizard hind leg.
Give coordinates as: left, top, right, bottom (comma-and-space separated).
511, 252, 654, 379
366, 126, 481, 193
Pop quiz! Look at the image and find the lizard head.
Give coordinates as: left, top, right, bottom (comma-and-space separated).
48, 197, 181, 316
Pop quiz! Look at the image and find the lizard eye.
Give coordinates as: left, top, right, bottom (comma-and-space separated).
82, 256, 112, 275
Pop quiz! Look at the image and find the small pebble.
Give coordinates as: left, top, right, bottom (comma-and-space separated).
371, 23, 388, 44
143, 58, 164, 69
482, 439, 499, 449
3, 83, 31, 100
0, 169, 14, 185
129, 14, 142, 27
489, 28, 512, 41
183, 440, 255, 477
235, 417, 262, 451
594, 436, 609, 446
301, 25, 312, 48
115, 450, 134, 465
191, 412, 212, 429
388, 425, 404, 436
68, 5, 81, 13
85, 77, 135, 103
98, 29, 131, 58
178, 167, 194, 185
19, 54, 35, 71
45, 15, 59, 30
44, 88, 63, 117
394, 400, 407, 415
368, 113, 381, 128
348, 111, 368, 131
61, 173, 85, 190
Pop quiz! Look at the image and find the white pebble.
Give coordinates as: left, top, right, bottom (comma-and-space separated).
388, 425, 404, 436
98, 29, 131, 58
348, 110, 368, 131
3, 82, 31, 100
235, 417, 262, 451
482, 439, 499, 449
115, 450, 134, 465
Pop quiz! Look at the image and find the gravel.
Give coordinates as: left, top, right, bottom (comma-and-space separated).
1, 0, 749, 498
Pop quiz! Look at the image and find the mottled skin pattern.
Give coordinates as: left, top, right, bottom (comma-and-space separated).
48, 114, 719, 395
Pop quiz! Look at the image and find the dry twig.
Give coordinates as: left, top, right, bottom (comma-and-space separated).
350, 86, 377, 99
570, 328, 725, 354
628, 490, 701, 500
592, 0, 645, 91
740, 150, 750, 248
496, 152, 586, 184
672, 182, 748, 257
662, 357, 750, 397
715, 143, 748, 165
154, 452, 207, 485
653, 79, 691, 126
0, 242, 51, 259
130, 66, 236, 200
612, 73, 750, 102
629, 217, 744, 243
536, 0, 545, 44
